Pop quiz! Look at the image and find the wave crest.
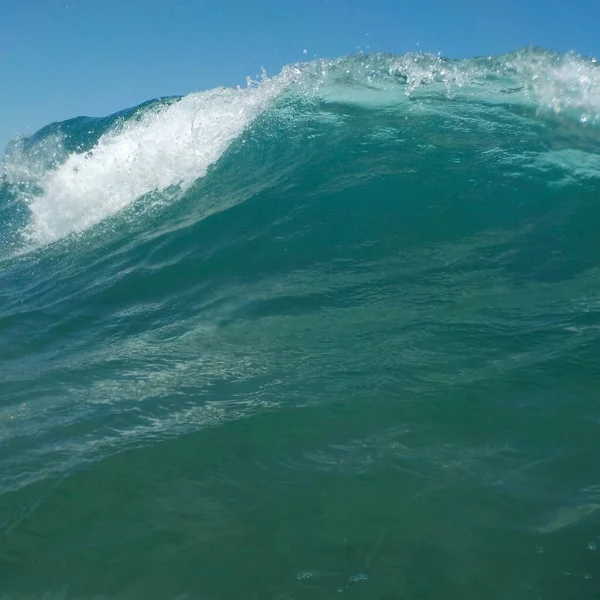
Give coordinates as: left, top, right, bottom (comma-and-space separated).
1, 47, 599, 248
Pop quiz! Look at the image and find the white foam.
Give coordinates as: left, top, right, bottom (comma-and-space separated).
9, 50, 600, 247
23, 74, 290, 245
507, 50, 600, 120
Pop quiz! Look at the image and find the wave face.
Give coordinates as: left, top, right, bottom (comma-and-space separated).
1, 48, 600, 598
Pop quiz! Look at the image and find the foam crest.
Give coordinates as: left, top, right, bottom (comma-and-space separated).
23, 74, 289, 245
291, 48, 600, 119
507, 49, 600, 121
6, 48, 600, 247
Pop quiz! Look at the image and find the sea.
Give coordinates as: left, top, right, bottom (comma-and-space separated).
1, 48, 600, 599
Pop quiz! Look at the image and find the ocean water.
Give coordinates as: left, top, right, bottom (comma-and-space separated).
1, 48, 600, 599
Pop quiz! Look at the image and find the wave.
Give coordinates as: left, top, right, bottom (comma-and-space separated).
1, 47, 600, 493
1, 47, 599, 249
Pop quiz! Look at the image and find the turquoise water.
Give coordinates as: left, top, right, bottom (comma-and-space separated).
1, 48, 600, 598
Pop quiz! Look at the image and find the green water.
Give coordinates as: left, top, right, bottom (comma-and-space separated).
1, 50, 600, 598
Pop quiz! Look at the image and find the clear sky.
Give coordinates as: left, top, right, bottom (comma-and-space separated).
1, 0, 599, 154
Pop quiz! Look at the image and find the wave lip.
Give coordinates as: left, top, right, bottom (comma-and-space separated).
1, 47, 599, 248
11, 72, 291, 246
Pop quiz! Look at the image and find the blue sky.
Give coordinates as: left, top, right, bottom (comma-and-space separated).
1, 0, 599, 154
